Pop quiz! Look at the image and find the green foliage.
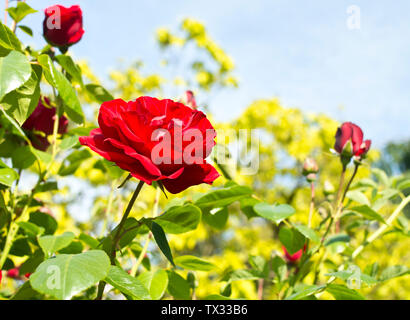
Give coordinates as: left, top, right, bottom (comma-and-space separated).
0, 6, 408, 301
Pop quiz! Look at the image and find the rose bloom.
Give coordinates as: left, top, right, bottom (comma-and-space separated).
43, 5, 84, 48
79, 96, 220, 194
22, 97, 68, 151
334, 122, 371, 158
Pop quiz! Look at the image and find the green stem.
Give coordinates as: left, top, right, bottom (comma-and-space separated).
130, 187, 161, 277
335, 163, 360, 232
95, 180, 144, 300
308, 182, 315, 228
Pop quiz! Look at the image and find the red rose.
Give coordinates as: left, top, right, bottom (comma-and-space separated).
22, 97, 68, 151
79, 96, 220, 194
282, 245, 306, 263
6, 267, 20, 279
43, 5, 84, 48
334, 122, 371, 158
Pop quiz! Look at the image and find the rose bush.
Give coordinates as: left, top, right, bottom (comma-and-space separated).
0, 2, 409, 301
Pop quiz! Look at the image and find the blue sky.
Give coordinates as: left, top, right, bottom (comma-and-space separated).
2, 0, 410, 148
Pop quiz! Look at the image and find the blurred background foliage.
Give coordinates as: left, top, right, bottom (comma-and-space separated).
1, 17, 409, 300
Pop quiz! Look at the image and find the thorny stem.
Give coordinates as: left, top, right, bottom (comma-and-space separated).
95, 181, 144, 300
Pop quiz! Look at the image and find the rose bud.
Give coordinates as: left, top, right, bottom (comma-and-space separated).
22, 97, 68, 151
0, 270, 2, 285
6, 267, 20, 279
282, 245, 306, 263
25, 273, 32, 278
185, 90, 198, 109
334, 122, 371, 164
43, 5, 84, 51
79, 96, 220, 194
303, 158, 318, 182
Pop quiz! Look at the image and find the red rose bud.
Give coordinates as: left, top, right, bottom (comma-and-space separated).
6, 267, 20, 279
25, 273, 32, 278
185, 90, 197, 109
282, 245, 306, 263
334, 122, 371, 162
43, 5, 84, 49
22, 97, 68, 151
79, 96, 220, 194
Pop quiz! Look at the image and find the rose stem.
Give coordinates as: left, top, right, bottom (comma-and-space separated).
96, 180, 144, 300
335, 163, 360, 233
130, 186, 161, 277
308, 181, 315, 228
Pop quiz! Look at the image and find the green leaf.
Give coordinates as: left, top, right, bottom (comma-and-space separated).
0, 22, 21, 56
17, 221, 44, 238
194, 185, 252, 209
85, 84, 114, 103
0, 107, 30, 142
325, 270, 377, 286
326, 284, 365, 300
397, 179, 410, 191
0, 51, 31, 101
1, 64, 42, 125
167, 270, 191, 300
38, 232, 75, 257
58, 149, 91, 176
78, 233, 99, 249
253, 202, 295, 223
105, 265, 151, 300
59, 135, 80, 150
29, 210, 58, 235
30, 250, 110, 300
11, 281, 43, 300
17, 25, 33, 37
346, 190, 370, 206
174, 255, 216, 271
285, 285, 325, 300
137, 269, 168, 300
272, 256, 287, 283
278, 227, 306, 255
372, 168, 390, 187
58, 241, 83, 254
0, 167, 18, 187
7, 2, 37, 23
11, 145, 36, 169
379, 265, 410, 281
55, 55, 83, 85
293, 223, 320, 243
350, 205, 386, 224
145, 221, 174, 266
324, 234, 350, 246
38, 54, 84, 124
155, 204, 201, 234
202, 207, 228, 229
